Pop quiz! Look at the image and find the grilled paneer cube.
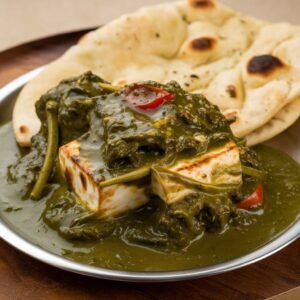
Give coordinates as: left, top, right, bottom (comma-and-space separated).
151, 142, 242, 204
59, 140, 149, 218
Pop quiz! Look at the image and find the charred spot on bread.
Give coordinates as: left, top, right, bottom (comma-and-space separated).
190, 37, 216, 51
226, 85, 237, 98
19, 125, 28, 134
189, 0, 214, 8
247, 55, 284, 76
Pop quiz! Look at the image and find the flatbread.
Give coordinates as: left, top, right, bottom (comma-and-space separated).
13, 0, 300, 146
246, 98, 300, 146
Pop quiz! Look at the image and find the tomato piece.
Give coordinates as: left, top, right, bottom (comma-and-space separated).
237, 184, 263, 209
125, 84, 173, 110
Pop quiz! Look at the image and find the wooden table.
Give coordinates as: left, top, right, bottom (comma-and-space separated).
0, 31, 299, 300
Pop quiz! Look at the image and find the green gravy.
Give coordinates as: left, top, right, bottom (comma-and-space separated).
0, 122, 299, 271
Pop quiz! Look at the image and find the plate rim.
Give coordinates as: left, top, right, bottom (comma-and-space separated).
0, 68, 299, 282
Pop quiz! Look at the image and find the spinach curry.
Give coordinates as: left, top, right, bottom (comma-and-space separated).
0, 72, 299, 271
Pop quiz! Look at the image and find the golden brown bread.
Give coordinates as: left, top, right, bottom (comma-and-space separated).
13, 0, 300, 146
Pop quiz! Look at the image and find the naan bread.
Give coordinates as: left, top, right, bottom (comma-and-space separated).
13, 0, 300, 146
247, 98, 300, 146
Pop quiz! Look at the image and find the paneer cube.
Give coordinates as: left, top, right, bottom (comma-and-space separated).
152, 142, 242, 204
59, 140, 149, 218
152, 168, 195, 204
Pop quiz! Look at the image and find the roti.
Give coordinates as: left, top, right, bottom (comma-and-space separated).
13, 0, 300, 146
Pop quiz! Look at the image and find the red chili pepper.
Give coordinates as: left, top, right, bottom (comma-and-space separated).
125, 84, 173, 110
237, 184, 263, 209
